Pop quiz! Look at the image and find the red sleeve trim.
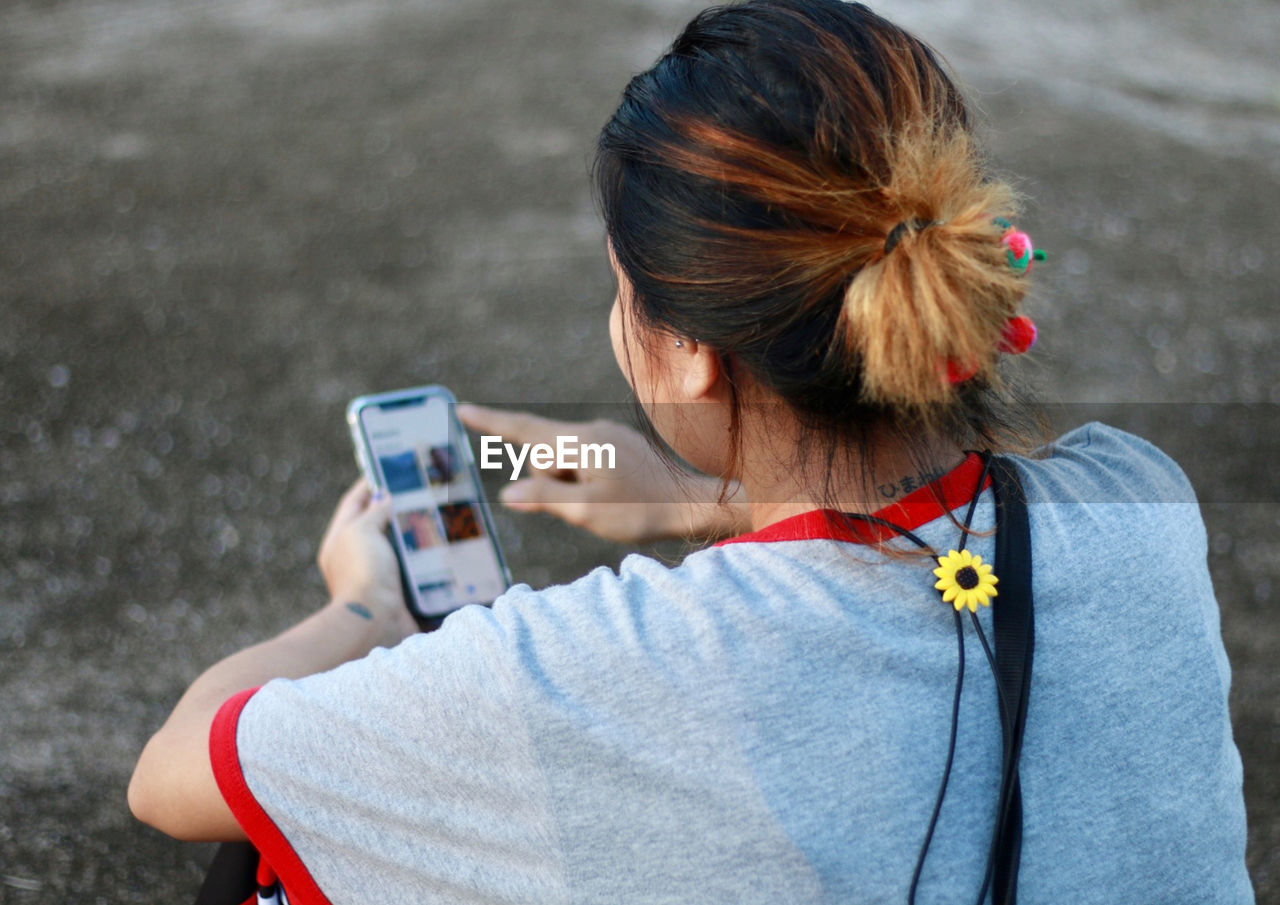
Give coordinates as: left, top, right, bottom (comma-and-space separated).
714, 451, 993, 547
210, 687, 334, 905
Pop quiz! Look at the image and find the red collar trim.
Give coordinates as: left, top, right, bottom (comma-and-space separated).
713, 452, 991, 547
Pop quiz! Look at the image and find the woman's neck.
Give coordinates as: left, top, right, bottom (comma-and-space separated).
736, 414, 966, 532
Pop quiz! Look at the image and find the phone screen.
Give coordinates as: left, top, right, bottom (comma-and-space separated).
353, 390, 509, 618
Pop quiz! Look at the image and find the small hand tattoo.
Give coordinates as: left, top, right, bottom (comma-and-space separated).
346, 602, 373, 620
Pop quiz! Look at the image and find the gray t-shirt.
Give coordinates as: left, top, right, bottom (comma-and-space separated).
211, 422, 1253, 904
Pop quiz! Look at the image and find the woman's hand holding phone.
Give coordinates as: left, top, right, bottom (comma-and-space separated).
317, 478, 420, 645
456, 404, 750, 544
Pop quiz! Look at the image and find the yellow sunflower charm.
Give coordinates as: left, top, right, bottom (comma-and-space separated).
933, 549, 999, 612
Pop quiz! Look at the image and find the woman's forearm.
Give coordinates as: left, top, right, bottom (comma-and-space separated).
166, 597, 393, 730
128, 597, 406, 841
130, 480, 417, 840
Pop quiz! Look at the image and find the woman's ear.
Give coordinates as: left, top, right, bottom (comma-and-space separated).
677, 339, 724, 402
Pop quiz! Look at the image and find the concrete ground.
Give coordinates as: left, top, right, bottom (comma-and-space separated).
1, 0, 1277, 900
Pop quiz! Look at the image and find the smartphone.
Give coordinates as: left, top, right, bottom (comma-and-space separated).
347, 385, 511, 628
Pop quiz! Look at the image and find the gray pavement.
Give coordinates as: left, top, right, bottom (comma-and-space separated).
1, 0, 1277, 900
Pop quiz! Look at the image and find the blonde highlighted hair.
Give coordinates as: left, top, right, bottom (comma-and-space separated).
838, 126, 1028, 407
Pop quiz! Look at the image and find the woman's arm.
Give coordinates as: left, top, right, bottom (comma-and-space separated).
128, 479, 418, 841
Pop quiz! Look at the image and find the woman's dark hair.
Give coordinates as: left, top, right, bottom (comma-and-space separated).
594, 0, 1043, 514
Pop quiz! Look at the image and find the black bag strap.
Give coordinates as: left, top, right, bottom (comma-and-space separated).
986, 455, 1034, 905
851, 454, 1035, 905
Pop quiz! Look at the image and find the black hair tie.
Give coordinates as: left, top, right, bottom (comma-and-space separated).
883, 219, 940, 256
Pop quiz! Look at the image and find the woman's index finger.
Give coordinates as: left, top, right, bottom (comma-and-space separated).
456, 403, 568, 447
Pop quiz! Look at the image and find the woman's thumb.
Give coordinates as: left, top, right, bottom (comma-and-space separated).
499, 476, 591, 529
360, 490, 395, 528
500, 477, 560, 512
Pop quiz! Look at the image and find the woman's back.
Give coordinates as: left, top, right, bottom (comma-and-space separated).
220, 423, 1252, 902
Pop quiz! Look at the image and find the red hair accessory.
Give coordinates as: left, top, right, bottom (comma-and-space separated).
946, 359, 980, 384
945, 315, 1037, 384
998, 315, 1037, 355
944, 220, 1045, 384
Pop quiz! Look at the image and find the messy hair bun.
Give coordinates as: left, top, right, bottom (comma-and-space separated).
837, 127, 1028, 406
595, 0, 1038, 454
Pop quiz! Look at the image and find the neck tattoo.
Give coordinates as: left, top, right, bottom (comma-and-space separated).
876, 468, 947, 501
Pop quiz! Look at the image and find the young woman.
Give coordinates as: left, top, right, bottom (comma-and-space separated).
129, 1, 1253, 902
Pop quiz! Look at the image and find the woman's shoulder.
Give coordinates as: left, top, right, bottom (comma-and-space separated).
1007, 421, 1212, 579
1016, 420, 1200, 506
461, 540, 805, 687
483, 548, 732, 640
